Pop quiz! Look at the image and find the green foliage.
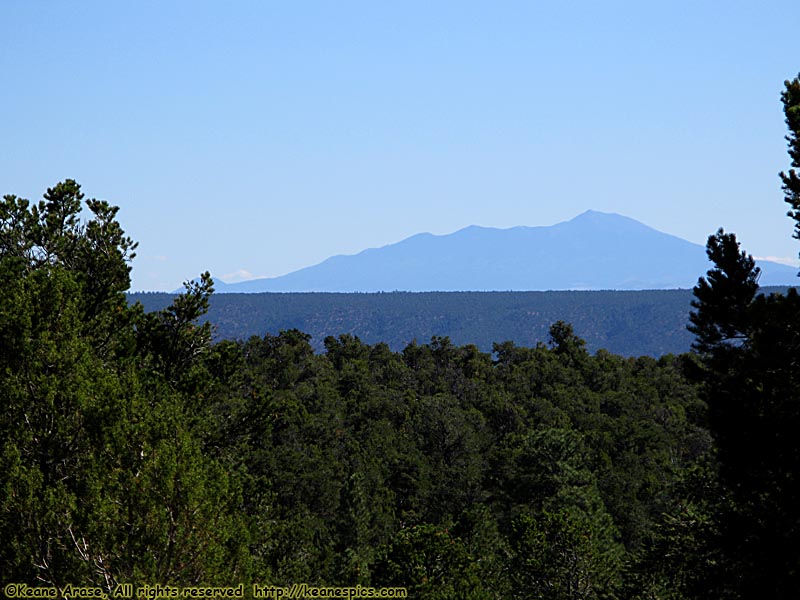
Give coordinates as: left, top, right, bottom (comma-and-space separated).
510, 509, 622, 600
781, 74, 800, 244
136, 272, 215, 390
549, 320, 588, 360
372, 524, 490, 599
497, 428, 624, 598
0, 182, 249, 589
688, 229, 760, 354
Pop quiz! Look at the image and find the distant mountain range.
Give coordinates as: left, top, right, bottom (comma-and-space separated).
206, 211, 799, 292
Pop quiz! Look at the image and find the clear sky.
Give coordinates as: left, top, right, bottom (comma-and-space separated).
2, 1, 799, 291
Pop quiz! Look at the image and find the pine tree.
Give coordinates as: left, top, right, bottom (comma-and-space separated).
687, 74, 800, 599
781, 75, 800, 246
0, 182, 251, 589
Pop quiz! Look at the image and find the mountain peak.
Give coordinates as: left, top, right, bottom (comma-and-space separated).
574, 209, 613, 218
569, 209, 637, 224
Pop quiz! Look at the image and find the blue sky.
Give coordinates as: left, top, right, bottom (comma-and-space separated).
2, 1, 799, 291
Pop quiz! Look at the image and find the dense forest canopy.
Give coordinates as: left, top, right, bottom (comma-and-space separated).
1, 74, 800, 599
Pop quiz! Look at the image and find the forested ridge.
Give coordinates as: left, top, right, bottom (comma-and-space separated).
128, 287, 793, 358
2, 75, 800, 599
128, 289, 698, 358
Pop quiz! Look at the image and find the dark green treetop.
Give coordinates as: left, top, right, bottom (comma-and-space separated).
688, 229, 760, 354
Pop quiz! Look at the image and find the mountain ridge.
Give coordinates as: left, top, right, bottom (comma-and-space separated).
199, 211, 799, 293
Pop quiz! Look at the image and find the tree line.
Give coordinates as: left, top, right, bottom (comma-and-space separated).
129, 287, 699, 358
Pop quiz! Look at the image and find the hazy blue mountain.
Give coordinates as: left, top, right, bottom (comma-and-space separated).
219, 211, 799, 292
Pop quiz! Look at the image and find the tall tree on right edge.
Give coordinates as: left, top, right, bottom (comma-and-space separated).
781, 75, 800, 242
688, 74, 800, 599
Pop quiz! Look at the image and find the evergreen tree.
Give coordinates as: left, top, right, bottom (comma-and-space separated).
687, 73, 800, 599
781, 75, 800, 246
688, 230, 760, 354
371, 524, 490, 599
0, 182, 250, 589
